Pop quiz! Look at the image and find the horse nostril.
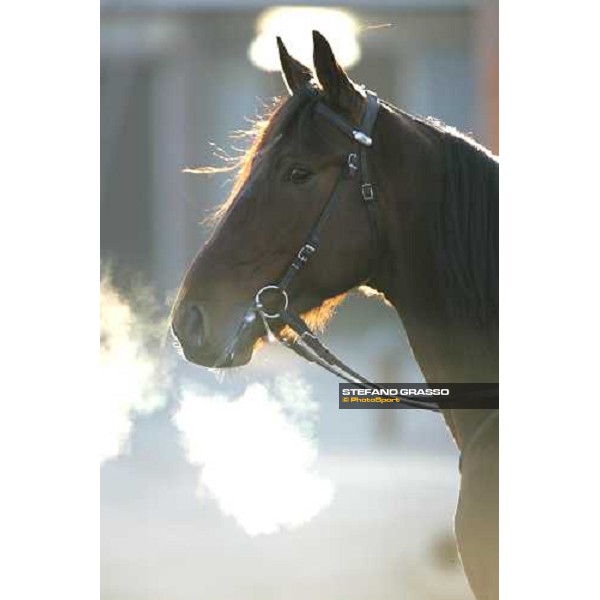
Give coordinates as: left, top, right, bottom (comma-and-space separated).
184, 302, 207, 348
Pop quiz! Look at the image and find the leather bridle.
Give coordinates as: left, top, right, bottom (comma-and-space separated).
214, 86, 440, 412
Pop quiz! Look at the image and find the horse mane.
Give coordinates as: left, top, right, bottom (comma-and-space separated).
379, 99, 498, 340
428, 119, 499, 339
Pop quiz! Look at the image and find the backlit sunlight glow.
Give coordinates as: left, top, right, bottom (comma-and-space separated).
175, 376, 335, 536
248, 6, 361, 72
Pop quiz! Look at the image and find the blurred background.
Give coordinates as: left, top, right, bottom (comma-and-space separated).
101, 1, 498, 599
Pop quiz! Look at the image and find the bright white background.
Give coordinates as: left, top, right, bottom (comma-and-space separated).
1, 1, 599, 599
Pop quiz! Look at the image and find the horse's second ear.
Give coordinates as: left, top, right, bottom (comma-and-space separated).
277, 37, 313, 94
312, 30, 354, 104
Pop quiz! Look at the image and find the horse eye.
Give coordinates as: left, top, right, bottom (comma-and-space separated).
287, 167, 312, 184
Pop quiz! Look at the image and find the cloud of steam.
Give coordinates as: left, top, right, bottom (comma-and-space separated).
100, 276, 169, 463
100, 272, 333, 534
175, 375, 335, 536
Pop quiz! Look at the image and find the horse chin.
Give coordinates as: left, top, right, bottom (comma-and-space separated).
220, 345, 254, 368
224, 334, 270, 368
218, 334, 270, 368
179, 345, 253, 369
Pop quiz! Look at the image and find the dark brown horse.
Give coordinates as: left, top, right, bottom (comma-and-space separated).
172, 32, 498, 600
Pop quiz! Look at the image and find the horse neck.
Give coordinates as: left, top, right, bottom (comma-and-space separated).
369, 108, 498, 384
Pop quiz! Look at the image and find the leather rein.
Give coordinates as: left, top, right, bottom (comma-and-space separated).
215, 86, 440, 412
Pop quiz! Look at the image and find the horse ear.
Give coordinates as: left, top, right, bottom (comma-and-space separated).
312, 30, 355, 105
277, 37, 313, 94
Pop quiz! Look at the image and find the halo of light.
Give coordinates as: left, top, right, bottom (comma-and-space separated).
248, 6, 361, 72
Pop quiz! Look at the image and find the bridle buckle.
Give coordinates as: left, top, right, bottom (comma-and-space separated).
297, 243, 316, 264
347, 153, 359, 177
361, 183, 375, 202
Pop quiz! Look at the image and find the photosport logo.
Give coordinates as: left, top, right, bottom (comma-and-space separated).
338, 383, 499, 409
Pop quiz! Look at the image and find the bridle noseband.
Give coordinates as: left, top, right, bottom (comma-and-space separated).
216, 86, 439, 412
